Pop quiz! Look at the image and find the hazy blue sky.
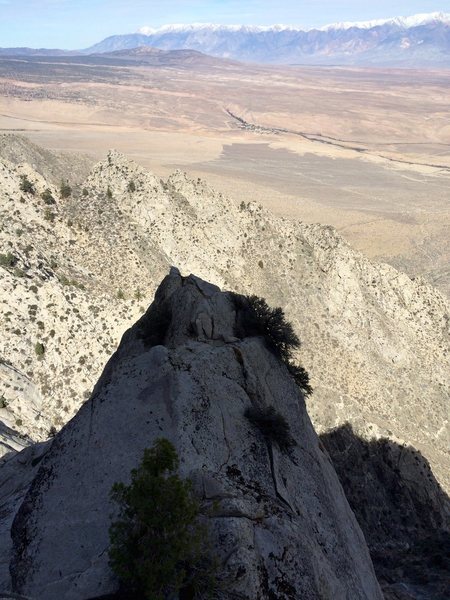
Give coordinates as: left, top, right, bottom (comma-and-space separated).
0, 0, 448, 49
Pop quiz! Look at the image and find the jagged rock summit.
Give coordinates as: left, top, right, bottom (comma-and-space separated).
0, 269, 382, 599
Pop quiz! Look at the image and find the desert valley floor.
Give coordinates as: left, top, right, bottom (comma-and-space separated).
0, 54, 449, 298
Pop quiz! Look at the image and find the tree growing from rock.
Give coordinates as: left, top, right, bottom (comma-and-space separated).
109, 438, 216, 600
232, 293, 312, 396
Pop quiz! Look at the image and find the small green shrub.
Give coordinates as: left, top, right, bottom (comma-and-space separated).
127, 180, 136, 193
58, 274, 84, 289
44, 207, 56, 222
19, 175, 35, 195
34, 342, 45, 357
41, 188, 56, 205
109, 439, 216, 600
0, 396, 8, 409
106, 186, 113, 199
59, 274, 70, 286
245, 405, 296, 453
116, 289, 125, 300
0, 252, 17, 268
60, 180, 72, 199
13, 267, 25, 278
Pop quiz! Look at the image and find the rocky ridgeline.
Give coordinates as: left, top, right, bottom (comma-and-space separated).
0, 270, 383, 599
0, 134, 92, 186
0, 136, 448, 494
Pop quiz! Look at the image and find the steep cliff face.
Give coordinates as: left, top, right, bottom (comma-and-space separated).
0, 270, 382, 599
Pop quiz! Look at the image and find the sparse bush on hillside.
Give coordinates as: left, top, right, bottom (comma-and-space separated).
106, 186, 113, 199
116, 289, 125, 300
34, 342, 45, 357
109, 438, 217, 600
127, 180, 136, 193
58, 274, 84, 289
13, 266, 25, 278
60, 180, 72, 199
41, 188, 56, 205
0, 252, 18, 268
19, 175, 35, 195
245, 405, 296, 453
44, 207, 56, 222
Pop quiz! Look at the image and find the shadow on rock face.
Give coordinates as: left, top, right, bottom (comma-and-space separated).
320, 423, 450, 600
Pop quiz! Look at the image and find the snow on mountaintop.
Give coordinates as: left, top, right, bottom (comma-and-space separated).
137, 23, 296, 35
320, 11, 450, 31
137, 12, 450, 36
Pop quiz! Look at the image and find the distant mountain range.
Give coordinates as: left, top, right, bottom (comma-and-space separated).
0, 12, 449, 66
84, 12, 450, 67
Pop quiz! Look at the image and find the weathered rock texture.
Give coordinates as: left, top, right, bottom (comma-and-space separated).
0, 135, 448, 496
0, 270, 382, 599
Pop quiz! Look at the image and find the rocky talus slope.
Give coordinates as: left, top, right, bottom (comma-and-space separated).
0, 270, 383, 599
0, 136, 448, 494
